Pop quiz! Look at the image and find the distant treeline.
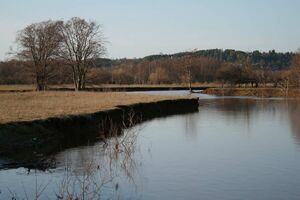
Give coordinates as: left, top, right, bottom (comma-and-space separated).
142, 49, 294, 70
93, 49, 294, 70
0, 49, 299, 87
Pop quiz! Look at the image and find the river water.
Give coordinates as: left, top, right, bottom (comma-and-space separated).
1, 91, 300, 199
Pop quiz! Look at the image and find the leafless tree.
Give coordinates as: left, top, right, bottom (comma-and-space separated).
183, 56, 193, 92
58, 17, 105, 91
16, 20, 62, 91
289, 52, 300, 87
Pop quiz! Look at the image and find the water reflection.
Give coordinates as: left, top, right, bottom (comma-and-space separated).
183, 113, 199, 139
198, 98, 300, 147
286, 101, 300, 145
0, 119, 144, 200
2, 96, 300, 200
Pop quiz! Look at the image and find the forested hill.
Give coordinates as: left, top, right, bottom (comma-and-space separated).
143, 49, 294, 70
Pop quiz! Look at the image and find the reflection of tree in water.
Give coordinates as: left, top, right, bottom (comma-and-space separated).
286, 100, 300, 145
200, 98, 300, 146
199, 99, 257, 128
183, 112, 199, 139
201, 98, 259, 113
7, 113, 144, 200
199, 98, 289, 136
55, 114, 143, 200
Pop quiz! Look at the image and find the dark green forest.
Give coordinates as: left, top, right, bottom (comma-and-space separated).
142, 49, 294, 70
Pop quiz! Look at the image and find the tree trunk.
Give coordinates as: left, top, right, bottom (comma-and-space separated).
77, 77, 82, 91
82, 73, 86, 89
36, 74, 46, 91
72, 66, 79, 91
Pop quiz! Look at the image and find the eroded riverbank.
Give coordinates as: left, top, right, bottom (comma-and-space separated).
2, 95, 300, 200
0, 92, 199, 169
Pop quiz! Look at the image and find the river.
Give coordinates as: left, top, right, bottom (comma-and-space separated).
1, 91, 300, 199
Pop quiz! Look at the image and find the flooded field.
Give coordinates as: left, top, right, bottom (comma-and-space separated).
1, 92, 300, 199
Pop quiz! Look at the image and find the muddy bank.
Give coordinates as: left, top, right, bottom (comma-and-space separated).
0, 98, 199, 169
203, 88, 300, 98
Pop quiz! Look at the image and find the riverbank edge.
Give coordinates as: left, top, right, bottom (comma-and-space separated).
202, 88, 300, 98
0, 86, 211, 93
0, 98, 199, 166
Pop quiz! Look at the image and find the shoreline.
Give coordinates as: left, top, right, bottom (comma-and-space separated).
0, 87, 210, 93
203, 88, 300, 98
0, 84, 215, 93
0, 97, 199, 169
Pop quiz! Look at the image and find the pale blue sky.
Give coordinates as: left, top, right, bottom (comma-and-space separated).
1, 0, 300, 60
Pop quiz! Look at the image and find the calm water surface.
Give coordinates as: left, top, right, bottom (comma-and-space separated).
1, 92, 300, 199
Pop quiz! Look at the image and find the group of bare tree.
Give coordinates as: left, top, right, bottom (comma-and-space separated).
2, 22, 299, 89
87, 56, 279, 87
289, 53, 300, 87
87, 56, 221, 85
2, 52, 299, 88
2, 55, 297, 88
15, 17, 105, 91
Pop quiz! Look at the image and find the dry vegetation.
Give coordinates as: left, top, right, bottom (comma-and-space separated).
0, 85, 35, 91
0, 92, 193, 124
88, 83, 219, 88
0, 83, 219, 92
203, 88, 300, 98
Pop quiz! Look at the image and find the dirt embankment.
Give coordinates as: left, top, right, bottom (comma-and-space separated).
0, 94, 199, 168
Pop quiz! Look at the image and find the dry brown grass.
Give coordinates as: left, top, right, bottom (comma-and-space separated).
204, 88, 300, 98
0, 83, 220, 91
0, 85, 35, 91
0, 91, 193, 124
88, 83, 220, 88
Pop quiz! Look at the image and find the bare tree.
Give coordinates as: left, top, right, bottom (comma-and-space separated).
183, 56, 193, 93
16, 20, 61, 91
289, 52, 300, 87
59, 17, 105, 91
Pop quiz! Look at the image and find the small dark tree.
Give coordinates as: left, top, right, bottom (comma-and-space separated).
289, 52, 300, 87
59, 17, 105, 91
16, 20, 61, 90
216, 63, 240, 86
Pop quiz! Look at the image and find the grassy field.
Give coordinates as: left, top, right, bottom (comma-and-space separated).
0, 85, 35, 91
0, 83, 219, 92
0, 91, 193, 124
